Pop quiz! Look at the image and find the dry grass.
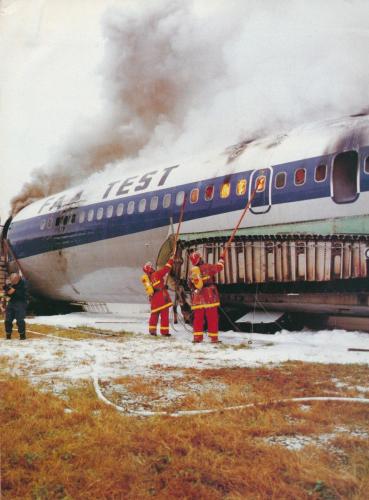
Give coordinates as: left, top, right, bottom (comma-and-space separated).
1, 324, 368, 498
1, 361, 368, 499
26, 323, 136, 341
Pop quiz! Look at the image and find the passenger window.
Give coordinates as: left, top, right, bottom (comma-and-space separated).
139, 199, 146, 213
106, 205, 114, 218
163, 193, 171, 208
116, 203, 124, 216
150, 196, 158, 211
190, 188, 199, 203
55, 217, 61, 227
294, 168, 306, 186
255, 175, 266, 192
176, 191, 185, 206
70, 214, 76, 224
365, 156, 369, 174
40, 219, 46, 230
236, 179, 247, 196
47, 217, 53, 229
87, 209, 94, 222
63, 215, 69, 225
96, 207, 104, 220
275, 172, 286, 189
79, 211, 85, 223
205, 185, 214, 201
315, 164, 327, 182
127, 201, 135, 214
220, 182, 231, 198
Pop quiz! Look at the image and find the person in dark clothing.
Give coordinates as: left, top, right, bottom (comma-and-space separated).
3, 273, 27, 340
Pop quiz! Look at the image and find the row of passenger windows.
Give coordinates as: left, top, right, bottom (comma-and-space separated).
275, 163, 327, 189
276, 156, 369, 189
39, 158, 369, 230
40, 192, 184, 229
39, 181, 249, 229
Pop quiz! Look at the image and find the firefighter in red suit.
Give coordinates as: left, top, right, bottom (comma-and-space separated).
189, 251, 225, 343
142, 257, 174, 336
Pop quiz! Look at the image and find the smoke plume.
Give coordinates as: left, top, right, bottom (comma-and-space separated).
10, 0, 369, 214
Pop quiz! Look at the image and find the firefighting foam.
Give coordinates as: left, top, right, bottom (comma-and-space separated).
8, 0, 369, 216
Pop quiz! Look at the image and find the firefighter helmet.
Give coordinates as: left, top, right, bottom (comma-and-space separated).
143, 262, 155, 274
190, 251, 202, 266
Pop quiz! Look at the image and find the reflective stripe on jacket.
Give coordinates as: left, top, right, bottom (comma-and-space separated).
191, 261, 223, 310
149, 258, 174, 313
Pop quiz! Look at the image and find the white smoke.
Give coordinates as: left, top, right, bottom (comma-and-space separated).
10, 0, 369, 213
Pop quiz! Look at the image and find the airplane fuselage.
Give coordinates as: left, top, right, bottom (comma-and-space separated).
4, 116, 369, 318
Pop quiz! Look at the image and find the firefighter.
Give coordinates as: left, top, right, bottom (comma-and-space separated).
3, 272, 27, 340
142, 257, 174, 337
189, 251, 224, 343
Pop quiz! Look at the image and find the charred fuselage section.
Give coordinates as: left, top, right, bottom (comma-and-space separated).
169, 233, 369, 332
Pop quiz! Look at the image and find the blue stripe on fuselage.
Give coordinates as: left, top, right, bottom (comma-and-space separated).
8, 148, 369, 259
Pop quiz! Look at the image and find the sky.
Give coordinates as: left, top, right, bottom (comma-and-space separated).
1, 0, 369, 220
0, 0, 107, 219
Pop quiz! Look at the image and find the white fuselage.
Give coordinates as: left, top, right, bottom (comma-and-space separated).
6, 115, 369, 306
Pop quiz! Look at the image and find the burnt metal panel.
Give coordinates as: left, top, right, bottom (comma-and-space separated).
177, 233, 369, 289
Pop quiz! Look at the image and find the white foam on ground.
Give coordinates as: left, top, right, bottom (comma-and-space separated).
0, 307, 368, 386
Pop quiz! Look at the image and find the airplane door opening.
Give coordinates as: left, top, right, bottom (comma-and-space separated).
249, 167, 272, 214
332, 150, 359, 203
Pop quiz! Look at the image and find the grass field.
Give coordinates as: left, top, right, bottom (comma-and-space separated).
1, 326, 368, 499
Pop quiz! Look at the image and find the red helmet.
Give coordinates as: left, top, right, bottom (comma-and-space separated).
143, 261, 155, 274
190, 251, 202, 266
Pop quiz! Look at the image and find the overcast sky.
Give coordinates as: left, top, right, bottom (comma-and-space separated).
0, 0, 109, 219
1, 0, 369, 220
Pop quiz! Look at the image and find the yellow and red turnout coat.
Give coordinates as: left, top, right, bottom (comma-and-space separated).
148, 258, 174, 313
191, 261, 224, 310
